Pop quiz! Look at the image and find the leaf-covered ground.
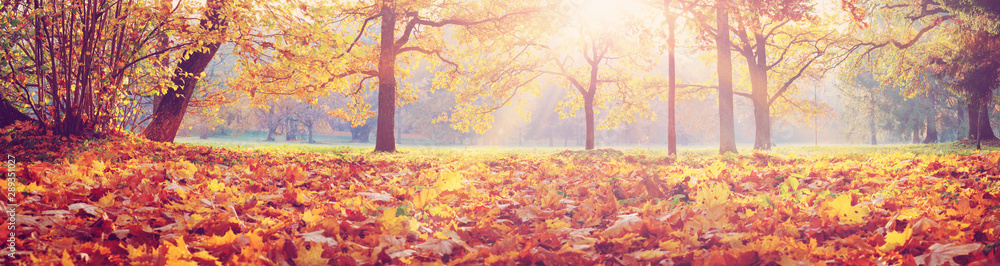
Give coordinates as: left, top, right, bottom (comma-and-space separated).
3, 132, 1000, 265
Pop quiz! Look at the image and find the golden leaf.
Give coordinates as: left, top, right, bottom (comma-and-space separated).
302, 208, 323, 226
879, 227, 912, 252
207, 179, 225, 193
434, 171, 463, 192
202, 230, 238, 247
61, 249, 74, 266
828, 194, 869, 225
294, 243, 327, 266
164, 237, 197, 265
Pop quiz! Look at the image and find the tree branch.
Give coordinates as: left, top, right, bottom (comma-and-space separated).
768, 53, 819, 106
338, 13, 380, 59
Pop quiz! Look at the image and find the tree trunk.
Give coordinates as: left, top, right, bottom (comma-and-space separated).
266, 124, 277, 141
0, 96, 32, 128
967, 99, 998, 141
350, 121, 373, 143
374, 4, 398, 152
265, 108, 277, 141
869, 86, 877, 145
584, 93, 595, 150
666, 15, 677, 156
716, 0, 738, 154
869, 118, 877, 145
307, 121, 315, 143
142, 0, 227, 142
911, 122, 920, 144
549, 130, 553, 146
749, 32, 771, 151
924, 113, 938, 143
584, 62, 598, 150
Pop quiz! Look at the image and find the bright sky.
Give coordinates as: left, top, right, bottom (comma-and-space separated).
571, 0, 651, 29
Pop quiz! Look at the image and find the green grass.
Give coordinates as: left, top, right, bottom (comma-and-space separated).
176, 134, 1000, 159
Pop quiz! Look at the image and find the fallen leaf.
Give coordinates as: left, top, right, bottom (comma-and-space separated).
603, 213, 642, 237
298, 230, 338, 247
915, 243, 981, 266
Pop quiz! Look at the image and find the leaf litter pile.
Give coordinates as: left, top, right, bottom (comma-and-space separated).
3, 134, 1000, 265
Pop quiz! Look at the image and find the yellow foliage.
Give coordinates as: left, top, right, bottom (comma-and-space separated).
202, 230, 238, 247
207, 179, 225, 193
8, 131, 1000, 264
61, 249, 74, 266
827, 194, 869, 225
434, 171, 463, 192
164, 237, 197, 265
302, 208, 323, 226
545, 218, 571, 230
879, 227, 912, 252
294, 243, 327, 266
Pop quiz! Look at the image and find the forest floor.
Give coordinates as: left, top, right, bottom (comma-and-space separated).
2, 126, 1000, 265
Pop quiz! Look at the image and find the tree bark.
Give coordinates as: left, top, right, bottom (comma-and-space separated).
924, 91, 938, 143
265, 108, 277, 141
549, 130, 553, 146
967, 99, 998, 141
716, 0, 738, 154
584, 92, 596, 150
749, 32, 771, 150
350, 121, 373, 143
0, 96, 32, 128
666, 15, 677, 155
286, 119, 297, 140
924, 112, 938, 143
869, 86, 877, 145
870, 126, 877, 145
142, 0, 227, 142
374, 3, 398, 152
583, 48, 600, 150
306, 121, 315, 143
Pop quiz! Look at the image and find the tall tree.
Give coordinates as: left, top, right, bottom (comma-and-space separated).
727, 0, 853, 150
935, 31, 1000, 142
233, 0, 548, 152
716, 0, 738, 154
143, 0, 231, 142
839, 65, 960, 144
526, 0, 663, 150
849, 0, 1000, 142
659, 0, 687, 155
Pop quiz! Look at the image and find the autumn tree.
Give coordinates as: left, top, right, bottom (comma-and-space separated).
729, 1, 855, 150
141, 0, 232, 142
656, 0, 695, 155
705, 0, 739, 154
839, 67, 962, 144
536, 1, 666, 150
932, 31, 1000, 143
849, 0, 1000, 143
0, 0, 187, 135
232, 0, 550, 152
683, 0, 856, 151
430, 0, 665, 150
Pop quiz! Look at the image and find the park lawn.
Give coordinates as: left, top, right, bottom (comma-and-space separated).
2, 132, 1000, 265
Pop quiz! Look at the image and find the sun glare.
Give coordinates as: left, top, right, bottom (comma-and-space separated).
573, 0, 645, 29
